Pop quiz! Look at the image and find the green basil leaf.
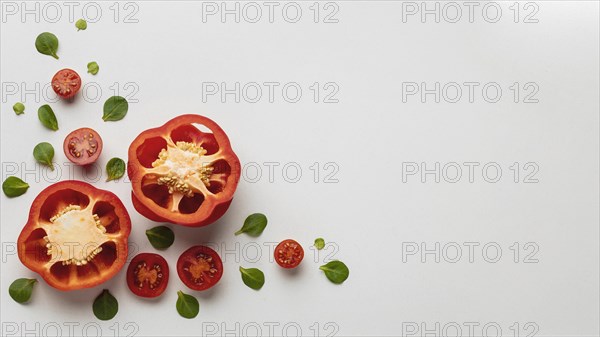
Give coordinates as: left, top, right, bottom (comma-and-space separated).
75, 19, 87, 31
235, 213, 267, 236
13, 102, 25, 115
2, 176, 29, 198
239, 267, 265, 290
105, 157, 125, 181
35, 32, 59, 59
33, 142, 55, 171
9, 278, 37, 303
314, 238, 325, 250
319, 260, 349, 284
93, 289, 118, 321
102, 96, 128, 122
176, 291, 199, 319
87, 61, 99, 75
145, 226, 175, 250
38, 105, 58, 131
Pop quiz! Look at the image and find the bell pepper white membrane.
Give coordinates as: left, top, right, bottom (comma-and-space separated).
42, 205, 109, 266
150, 141, 214, 198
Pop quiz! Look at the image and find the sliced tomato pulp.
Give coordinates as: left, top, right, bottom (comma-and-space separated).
17, 181, 131, 291
275, 239, 304, 269
127, 253, 169, 298
63, 128, 103, 166
127, 115, 241, 227
52, 68, 81, 99
177, 245, 223, 291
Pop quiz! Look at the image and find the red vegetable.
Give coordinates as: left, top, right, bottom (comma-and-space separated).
52, 68, 81, 99
127, 253, 169, 298
127, 115, 241, 227
275, 239, 304, 269
177, 245, 223, 291
63, 128, 103, 166
17, 181, 131, 291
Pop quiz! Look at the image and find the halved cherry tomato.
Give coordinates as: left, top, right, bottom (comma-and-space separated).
127, 253, 169, 298
177, 245, 223, 291
17, 181, 131, 291
275, 239, 304, 269
127, 115, 241, 227
63, 128, 103, 166
52, 68, 81, 99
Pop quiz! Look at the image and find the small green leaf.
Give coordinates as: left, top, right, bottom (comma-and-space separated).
105, 157, 125, 181
319, 260, 349, 284
87, 61, 99, 75
9, 278, 37, 303
38, 105, 58, 131
13, 102, 25, 115
102, 96, 128, 122
145, 226, 175, 250
176, 291, 199, 319
33, 142, 55, 170
239, 267, 265, 290
314, 238, 325, 250
2, 176, 29, 198
35, 32, 59, 59
235, 213, 267, 237
75, 19, 87, 31
93, 289, 118, 321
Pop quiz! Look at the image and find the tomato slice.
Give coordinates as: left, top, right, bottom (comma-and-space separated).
63, 128, 103, 166
275, 239, 304, 269
52, 68, 81, 99
127, 253, 169, 298
127, 115, 241, 227
177, 245, 223, 291
17, 181, 131, 291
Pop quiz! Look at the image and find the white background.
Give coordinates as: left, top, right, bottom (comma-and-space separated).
1, 1, 599, 336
